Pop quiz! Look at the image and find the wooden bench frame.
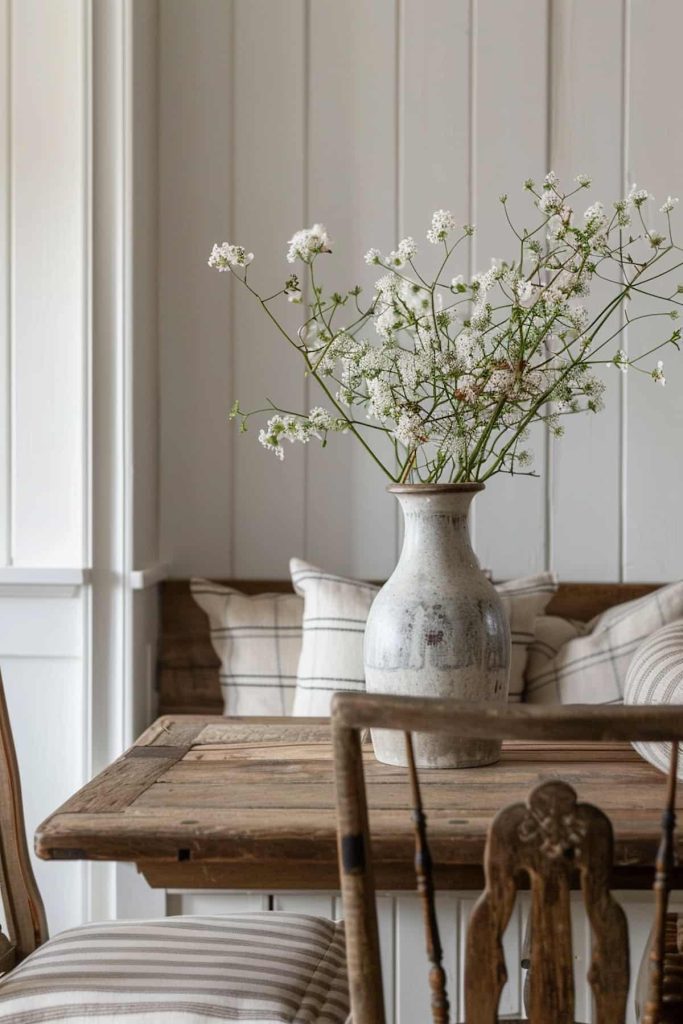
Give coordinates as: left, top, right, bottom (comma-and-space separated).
158, 579, 660, 716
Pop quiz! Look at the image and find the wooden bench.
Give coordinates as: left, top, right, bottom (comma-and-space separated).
157, 579, 660, 715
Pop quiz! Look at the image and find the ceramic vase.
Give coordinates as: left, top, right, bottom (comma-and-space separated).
364, 483, 510, 769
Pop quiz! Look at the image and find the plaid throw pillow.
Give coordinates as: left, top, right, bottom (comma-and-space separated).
624, 621, 683, 779
191, 579, 303, 715
291, 558, 557, 715
525, 581, 683, 705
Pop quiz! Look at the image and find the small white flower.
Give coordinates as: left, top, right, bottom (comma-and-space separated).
612, 348, 629, 373
427, 209, 457, 244
614, 200, 631, 227
208, 242, 254, 271
394, 410, 427, 448
567, 305, 589, 330
626, 184, 652, 209
516, 279, 538, 307
365, 247, 382, 265
469, 303, 491, 331
388, 237, 417, 266
660, 196, 679, 214
287, 289, 303, 303
652, 360, 666, 386
286, 223, 332, 264
307, 407, 332, 431
575, 173, 592, 187
583, 201, 607, 226
451, 274, 465, 290
544, 170, 559, 188
375, 273, 400, 297
538, 190, 562, 215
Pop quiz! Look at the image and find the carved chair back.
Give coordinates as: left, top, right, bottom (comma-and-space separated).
331, 694, 683, 1024
0, 670, 48, 972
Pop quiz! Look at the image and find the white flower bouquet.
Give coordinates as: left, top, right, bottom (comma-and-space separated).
209, 173, 681, 484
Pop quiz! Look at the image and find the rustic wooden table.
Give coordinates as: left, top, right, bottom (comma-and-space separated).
35, 715, 683, 891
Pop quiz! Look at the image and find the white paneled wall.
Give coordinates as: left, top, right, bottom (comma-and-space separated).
0, 0, 91, 935
160, 0, 683, 584
157, 5, 683, 1022
0, 0, 162, 931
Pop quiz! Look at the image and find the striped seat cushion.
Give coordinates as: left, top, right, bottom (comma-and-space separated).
0, 913, 349, 1024
291, 557, 557, 715
624, 621, 683, 779
191, 580, 304, 715
525, 581, 683, 705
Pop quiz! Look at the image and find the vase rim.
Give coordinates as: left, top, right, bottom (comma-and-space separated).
387, 482, 485, 495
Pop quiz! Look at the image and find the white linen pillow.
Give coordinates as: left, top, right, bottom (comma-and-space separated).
524, 581, 683, 705
291, 557, 557, 715
624, 621, 683, 780
290, 560, 378, 715
191, 579, 303, 715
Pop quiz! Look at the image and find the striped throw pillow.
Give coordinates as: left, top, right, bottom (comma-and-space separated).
624, 621, 683, 780
291, 558, 557, 715
191, 579, 303, 715
0, 913, 349, 1023
525, 581, 683, 705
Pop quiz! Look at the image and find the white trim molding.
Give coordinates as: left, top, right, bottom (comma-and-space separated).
130, 562, 169, 590
0, 566, 91, 598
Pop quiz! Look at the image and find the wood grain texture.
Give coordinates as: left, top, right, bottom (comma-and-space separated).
0, 670, 48, 961
332, 696, 683, 1024
36, 714, 683, 900
157, 578, 661, 714
466, 782, 629, 1023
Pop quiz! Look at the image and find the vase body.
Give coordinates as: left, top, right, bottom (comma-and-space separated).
364, 483, 510, 768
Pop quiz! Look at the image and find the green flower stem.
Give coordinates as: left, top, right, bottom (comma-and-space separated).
237, 270, 396, 481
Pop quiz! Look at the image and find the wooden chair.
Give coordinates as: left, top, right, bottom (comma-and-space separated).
0, 670, 349, 1023
332, 693, 683, 1024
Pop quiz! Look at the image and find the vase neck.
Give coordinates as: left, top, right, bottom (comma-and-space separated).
393, 488, 480, 568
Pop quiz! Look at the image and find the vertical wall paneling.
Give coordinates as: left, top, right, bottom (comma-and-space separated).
158, 0, 683, 584
159, 0, 234, 578
231, 1, 307, 578
395, 895, 459, 1024
11, 0, 86, 566
131, 0, 160, 573
0, 0, 93, 935
91, 0, 162, 922
272, 894, 335, 918
625, 0, 683, 581
471, 0, 550, 579
167, 892, 269, 917
129, 0, 160, 741
550, 0, 625, 582
571, 890, 593, 1022
0, 0, 9, 564
303, 0, 399, 579
398, 0, 471, 565
0, 600, 86, 935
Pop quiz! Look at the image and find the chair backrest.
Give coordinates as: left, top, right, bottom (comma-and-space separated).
0, 670, 48, 967
332, 694, 683, 1024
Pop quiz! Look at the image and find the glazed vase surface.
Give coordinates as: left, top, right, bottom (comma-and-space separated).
364, 484, 510, 768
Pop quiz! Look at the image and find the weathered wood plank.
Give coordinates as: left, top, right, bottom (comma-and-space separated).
35, 715, 683, 895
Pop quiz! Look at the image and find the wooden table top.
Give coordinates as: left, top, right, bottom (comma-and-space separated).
35, 716, 683, 891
